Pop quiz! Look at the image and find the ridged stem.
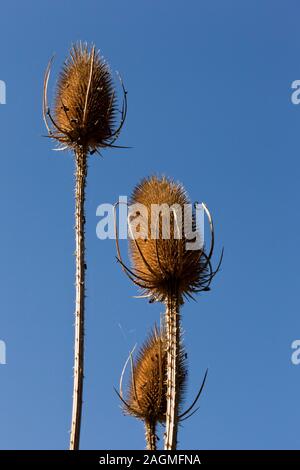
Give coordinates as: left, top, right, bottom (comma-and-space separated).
164, 292, 181, 450
145, 420, 157, 450
69, 146, 87, 450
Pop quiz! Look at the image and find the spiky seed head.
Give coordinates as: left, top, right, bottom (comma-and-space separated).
48, 43, 118, 152
129, 175, 209, 302
125, 327, 187, 423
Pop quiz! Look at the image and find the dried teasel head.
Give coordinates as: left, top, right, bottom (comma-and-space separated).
117, 326, 187, 424
43, 42, 127, 153
116, 175, 223, 302
116, 327, 208, 450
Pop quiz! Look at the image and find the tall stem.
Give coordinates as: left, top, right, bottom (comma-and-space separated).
70, 146, 87, 450
164, 292, 181, 450
145, 420, 157, 450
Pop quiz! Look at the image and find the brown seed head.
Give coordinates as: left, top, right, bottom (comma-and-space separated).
128, 176, 211, 302
44, 42, 123, 152
124, 327, 187, 423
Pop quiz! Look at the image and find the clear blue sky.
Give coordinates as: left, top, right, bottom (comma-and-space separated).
0, 0, 299, 450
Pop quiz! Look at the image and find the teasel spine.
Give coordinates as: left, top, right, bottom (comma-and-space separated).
70, 145, 87, 450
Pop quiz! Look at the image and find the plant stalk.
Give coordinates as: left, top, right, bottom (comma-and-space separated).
145, 420, 157, 450
69, 146, 87, 450
164, 291, 181, 450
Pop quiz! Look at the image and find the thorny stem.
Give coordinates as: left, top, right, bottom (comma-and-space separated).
69, 146, 87, 450
145, 420, 157, 450
164, 290, 181, 450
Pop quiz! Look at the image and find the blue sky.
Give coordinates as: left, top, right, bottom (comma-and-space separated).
0, 0, 299, 450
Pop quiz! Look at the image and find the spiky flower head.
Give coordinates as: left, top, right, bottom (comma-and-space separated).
43, 42, 126, 153
124, 327, 187, 423
127, 175, 216, 302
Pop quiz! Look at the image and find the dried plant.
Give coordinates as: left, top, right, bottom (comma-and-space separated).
43, 42, 127, 153
115, 175, 222, 449
116, 326, 187, 450
43, 42, 127, 450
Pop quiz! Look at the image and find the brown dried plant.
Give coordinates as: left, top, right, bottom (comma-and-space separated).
43, 42, 127, 450
43, 42, 127, 153
115, 176, 222, 449
116, 326, 187, 450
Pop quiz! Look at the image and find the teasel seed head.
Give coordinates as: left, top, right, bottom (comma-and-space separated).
121, 175, 222, 302
43, 42, 127, 153
120, 326, 187, 424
